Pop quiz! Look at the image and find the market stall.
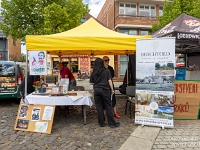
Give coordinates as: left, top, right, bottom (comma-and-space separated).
152, 13, 200, 120
18, 18, 151, 134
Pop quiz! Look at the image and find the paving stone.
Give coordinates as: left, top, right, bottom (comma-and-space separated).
157, 145, 167, 148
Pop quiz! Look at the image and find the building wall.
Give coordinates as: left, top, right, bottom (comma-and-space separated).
7, 36, 21, 61
97, 0, 115, 30
97, 0, 163, 77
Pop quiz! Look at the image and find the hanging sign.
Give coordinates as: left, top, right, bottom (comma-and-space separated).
29, 51, 47, 75
135, 38, 176, 128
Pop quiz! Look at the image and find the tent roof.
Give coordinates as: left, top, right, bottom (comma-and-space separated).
26, 18, 151, 55
152, 13, 200, 38
152, 13, 200, 53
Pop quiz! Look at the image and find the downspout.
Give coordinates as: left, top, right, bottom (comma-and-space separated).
114, 0, 116, 31
107, 14, 108, 27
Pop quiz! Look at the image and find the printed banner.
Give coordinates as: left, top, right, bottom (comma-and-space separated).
29, 51, 47, 75
135, 38, 175, 128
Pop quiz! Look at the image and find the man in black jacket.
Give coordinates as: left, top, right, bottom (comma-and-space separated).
103, 56, 120, 119
19, 71, 40, 98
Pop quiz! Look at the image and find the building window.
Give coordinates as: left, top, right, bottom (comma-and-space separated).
140, 30, 149, 35
120, 29, 138, 35
159, 6, 163, 16
139, 5, 156, 17
119, 3, 137, 15
120, 55, 127, 74
81, 18, 86, 23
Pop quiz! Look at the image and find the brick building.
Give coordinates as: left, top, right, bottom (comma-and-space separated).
97, 0, 163, 77
0, 3, 21, 61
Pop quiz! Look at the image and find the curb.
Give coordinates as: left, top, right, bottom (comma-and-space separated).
119, 126, 161, 150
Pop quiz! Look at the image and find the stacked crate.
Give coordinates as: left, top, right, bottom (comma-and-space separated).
175, 67, 186, 80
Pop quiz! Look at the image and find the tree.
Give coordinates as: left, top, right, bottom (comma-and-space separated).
155, 63, 161, 70
152, 0, 200, 33
167, 63, 174, 69
21, 53, 26, 62
0, 0, 89, 41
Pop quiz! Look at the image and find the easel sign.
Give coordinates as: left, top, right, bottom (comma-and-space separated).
14, 103, 55, 134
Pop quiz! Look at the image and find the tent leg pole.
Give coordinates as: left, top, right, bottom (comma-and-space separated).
127, 54, 129, 85
25, 51, 28, 97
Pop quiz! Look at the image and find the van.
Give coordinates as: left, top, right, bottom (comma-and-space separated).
0, 61, 24, 99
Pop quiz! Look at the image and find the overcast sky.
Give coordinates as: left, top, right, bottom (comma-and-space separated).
21, 0, 105, 53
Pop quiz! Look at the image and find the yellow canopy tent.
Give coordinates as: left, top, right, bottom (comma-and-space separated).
26, 18, 151, 55
24, 18, 151, 95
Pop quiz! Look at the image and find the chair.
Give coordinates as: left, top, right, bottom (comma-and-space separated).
125, 86, 136, 119
69, 86, 85, 91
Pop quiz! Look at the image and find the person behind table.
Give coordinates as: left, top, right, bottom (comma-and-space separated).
56, 62, 76, 89
90, 58, 120, 128
103, 56, 120, 119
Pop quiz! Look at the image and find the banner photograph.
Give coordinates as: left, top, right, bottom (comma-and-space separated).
135, 38, 175, 128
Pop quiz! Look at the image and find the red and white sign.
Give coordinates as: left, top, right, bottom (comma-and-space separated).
184, 19, 200, 26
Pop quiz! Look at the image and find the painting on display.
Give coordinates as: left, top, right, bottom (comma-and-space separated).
135, 38, 175, 128
29, 51, 47, 75
80, 57, 89, 72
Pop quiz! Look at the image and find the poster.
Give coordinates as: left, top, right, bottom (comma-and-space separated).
80, 57, 89, 72
42, 106, 53, 120
16, 119, 29, 129
19, 105, 29, 118
31, 107, 41, 121
135, 38, 175, 128
34, 122, 48, 133
29, 51, 47, 75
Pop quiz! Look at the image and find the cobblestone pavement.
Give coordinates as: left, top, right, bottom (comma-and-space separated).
152, 120, 200, 150
0, 80, 138, 150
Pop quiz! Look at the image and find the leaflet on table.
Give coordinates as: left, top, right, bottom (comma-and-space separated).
42, 106, 54, 120
70, 96, 84, 101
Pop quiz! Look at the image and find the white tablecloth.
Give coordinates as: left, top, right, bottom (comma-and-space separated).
25, 92, 93, 107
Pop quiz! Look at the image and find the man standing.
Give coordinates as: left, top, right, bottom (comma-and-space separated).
56, 62, 76, 89
103, 56, 120, 119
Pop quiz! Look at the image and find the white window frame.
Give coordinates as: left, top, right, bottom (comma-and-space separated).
120, 29, 138, 35
159, 5, 163, 16
140, 30, 149, 35
139, 4, 156, 17
120, 55, 127, 75
119, 2, 137, 15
